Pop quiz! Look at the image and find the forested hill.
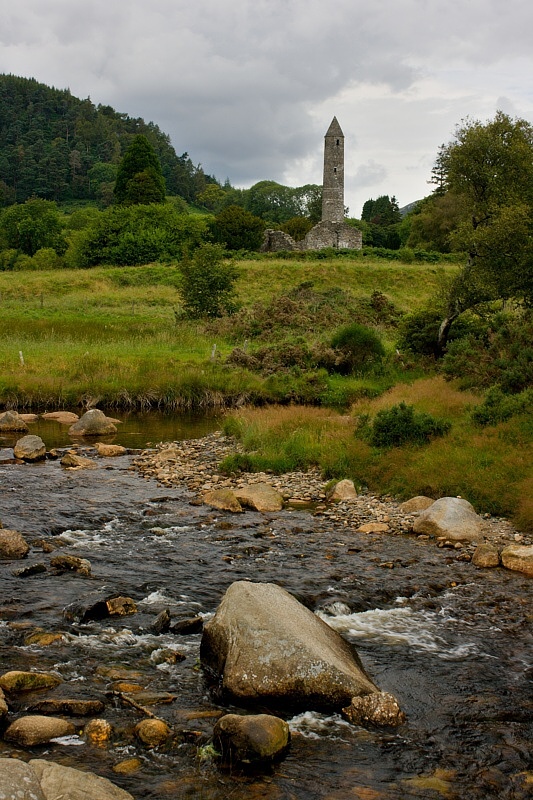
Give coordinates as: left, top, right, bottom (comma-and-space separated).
0, 74, 218, 205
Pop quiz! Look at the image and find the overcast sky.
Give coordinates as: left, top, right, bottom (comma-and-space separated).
2, 0, 533, 216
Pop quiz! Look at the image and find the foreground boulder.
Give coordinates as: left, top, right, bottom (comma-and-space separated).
29, 759, 133, 800
500, 544, 533, 577
201, 581, 381, 711
0, 410, 29, 432
0, 759, 45, 800
68, 409, 117, 437
234, 482, 284, 512
213, 713, 290, 765
14, 434, 47, 462
412, 497, 484, 542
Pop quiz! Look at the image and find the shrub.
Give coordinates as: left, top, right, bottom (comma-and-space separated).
179, 243, 240, 318
330, 323, 385, 375
471, 386, 533, 425
369, 402, 451, 447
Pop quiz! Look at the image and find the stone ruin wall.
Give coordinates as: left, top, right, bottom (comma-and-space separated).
261, 222, 362, 253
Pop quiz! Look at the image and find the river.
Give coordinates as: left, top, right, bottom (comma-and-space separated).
0, 416, 532, 799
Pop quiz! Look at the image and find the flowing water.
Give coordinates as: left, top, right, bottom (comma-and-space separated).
0, 417, 532, 799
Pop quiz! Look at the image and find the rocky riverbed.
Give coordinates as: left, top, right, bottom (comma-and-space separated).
131, 431, 533, 571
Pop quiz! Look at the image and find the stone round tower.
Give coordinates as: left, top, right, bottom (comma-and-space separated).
321, 117, 345, 222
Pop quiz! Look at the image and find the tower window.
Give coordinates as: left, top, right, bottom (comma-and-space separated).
336, 139, 340, 146
333, 167, 337, 173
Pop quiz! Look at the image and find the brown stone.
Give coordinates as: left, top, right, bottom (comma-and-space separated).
412, 497, 484, 542
13, 434, 46, 462
29, 698, 105, 716
234, 482, 284, 512
213, 713, 290, 764
113, 758, 143, 775
134, 718, 171, 746
42, 411, 80, 424
4, 715, 75, 746
60, 451, 97, 469
203, 488, 243, 513
0, 670, 62, 693
85, 718, 113, 745
357, 522, 390, 533
106, 596, 137, 616
472, 544, 500, 568
342, 692, 406, 727
0, 529, 30, 559
24, 630, 66, 646
69, 409, 117, 437
50, 554, 92, 576
329, 479, 358, 502
400, 496, 435, 513
0, 688, 8, 717
96, 442, 127, 457
500, 544, 533, 577
0, 410, 29, 432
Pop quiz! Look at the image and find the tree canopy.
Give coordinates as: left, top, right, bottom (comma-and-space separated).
113, 135, 166, 204
433, 111, 533, 351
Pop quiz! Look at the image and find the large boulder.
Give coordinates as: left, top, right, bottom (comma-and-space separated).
213, 713, 290, 764
60, 452, 97, 469
201, 581, 380, 711
0, 410, 29, 432
0, 529, 30, 559
68, 409, 117, 437
500, 544, 533, 577
31, 760, 134, 800
14, 434, 47, 462
42, 411, 79, 424
234, 482, 284, 512
203, 488, 243, 513
0, 759, 46, 800
400, 496, 435, 513
412, 497, 484, 542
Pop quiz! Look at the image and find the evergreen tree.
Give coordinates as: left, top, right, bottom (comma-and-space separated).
113, 135, 166, 205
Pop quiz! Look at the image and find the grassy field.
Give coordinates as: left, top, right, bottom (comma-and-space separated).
2, 254, 531, 531
0, 256, 456, 407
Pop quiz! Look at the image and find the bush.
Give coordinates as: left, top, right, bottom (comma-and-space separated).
471, 386, 533, 425
179, 243, 240, 318
369, 402, 451, 447
330, 323, 385, 374
68, 203, 208, 267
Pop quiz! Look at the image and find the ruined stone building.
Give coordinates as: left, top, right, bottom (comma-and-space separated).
262, 117, 362, 252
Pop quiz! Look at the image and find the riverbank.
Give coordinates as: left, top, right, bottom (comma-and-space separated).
131, 431, 532, 568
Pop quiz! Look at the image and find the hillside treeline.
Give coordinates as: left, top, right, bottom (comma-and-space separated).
0, 74, 219, 205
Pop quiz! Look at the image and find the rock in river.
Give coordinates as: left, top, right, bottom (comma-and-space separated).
412, 497, 485, 542
31, 759, 134, 800
234, 482, 284, 512
200, 580, 383, 711
4, 715, 75, 746
13, 434, 47, 462
500, 544, 533, 577
0, 410, 29, 432
0, 529, 30, 559
0, 670, 62, 693
213, 713, 290, 764
68, 409, 117, 437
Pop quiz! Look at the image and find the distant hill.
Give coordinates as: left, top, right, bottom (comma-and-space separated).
0, 74, 218, 205
399, 200, 421, 217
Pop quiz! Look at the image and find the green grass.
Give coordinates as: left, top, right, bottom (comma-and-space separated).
0, 256, 448, 409
221, 378, 533, 531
